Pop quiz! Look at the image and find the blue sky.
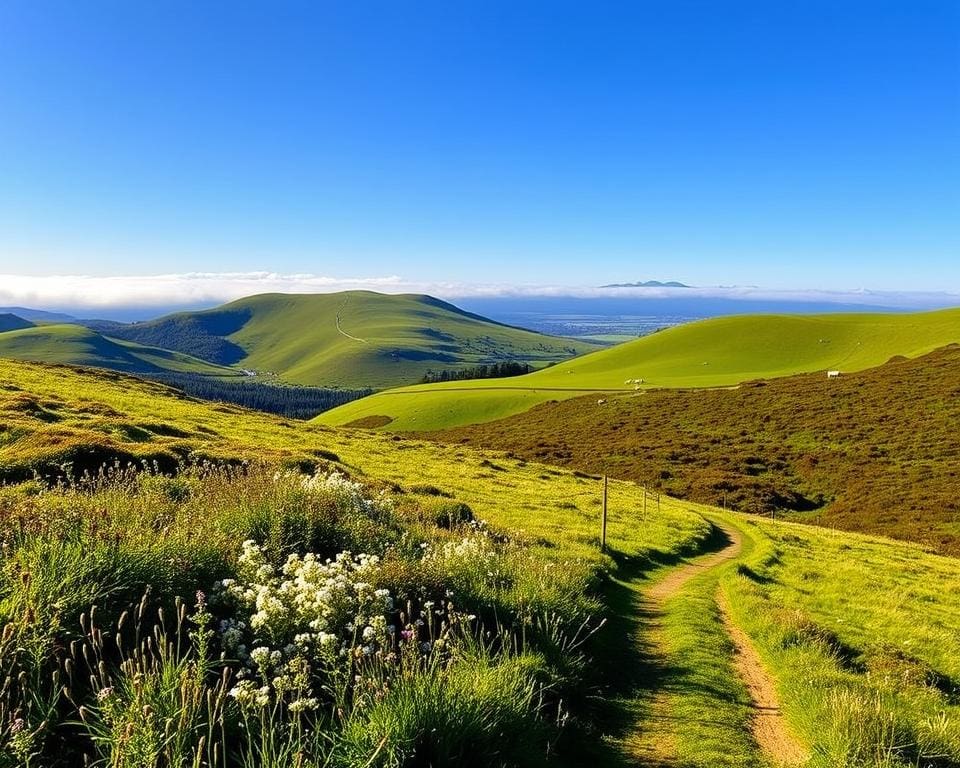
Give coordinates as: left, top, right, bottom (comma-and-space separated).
0, 0, 957, 304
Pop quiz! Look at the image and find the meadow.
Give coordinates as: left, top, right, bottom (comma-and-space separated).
2, 357, 960, 766
721, 513, 960, 767
317, 308, 960, 431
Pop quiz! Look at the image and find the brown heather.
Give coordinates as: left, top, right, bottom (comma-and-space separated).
434, 344, 960, 554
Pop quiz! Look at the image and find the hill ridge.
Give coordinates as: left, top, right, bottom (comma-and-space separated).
0, 313, 35, 333
84, 291, 601, 389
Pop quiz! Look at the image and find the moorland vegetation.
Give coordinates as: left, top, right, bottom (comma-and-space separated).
2, 333, 960, 766
436, 345, 960, 554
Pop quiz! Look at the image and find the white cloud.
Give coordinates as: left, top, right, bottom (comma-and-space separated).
0, 271, 956, 315
0, 272, 408, 310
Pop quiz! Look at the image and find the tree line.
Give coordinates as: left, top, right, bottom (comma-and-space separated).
142, 373, 373, 420
420, 361, 534, 384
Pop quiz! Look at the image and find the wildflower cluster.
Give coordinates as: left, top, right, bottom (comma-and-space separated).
421, 528, 496, 570
299, 470, 394, 519
214, 540, 394, 711
419, 522, 509, 593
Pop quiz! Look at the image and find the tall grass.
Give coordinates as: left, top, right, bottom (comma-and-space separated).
0, 465, 601, 766
721, 515, 960, 768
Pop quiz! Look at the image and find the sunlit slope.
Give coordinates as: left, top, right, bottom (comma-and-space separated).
316, 308, 960, 431
437, 345, 960, 554
97, 291, 601, 389
4, 363, 960, 764
227, 292, 599, 387
0, 357, 704, 563
0, 324, 236, 376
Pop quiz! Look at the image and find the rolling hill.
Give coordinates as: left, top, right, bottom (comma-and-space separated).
87, 291, 602, 389
0, 313, 35, 333
0, 323, 237, 377
316, 307, 960, 431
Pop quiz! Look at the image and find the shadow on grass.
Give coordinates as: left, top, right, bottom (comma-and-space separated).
554, 522, 733, 768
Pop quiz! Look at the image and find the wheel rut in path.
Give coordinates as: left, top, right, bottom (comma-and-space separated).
625, 523, 744, 765
627, 520, 807, 767
718, 590, 809, 767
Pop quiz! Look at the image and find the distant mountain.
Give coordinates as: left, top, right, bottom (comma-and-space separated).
0, 314, 35, 333
0, 306, 77, 323
600, 280, 691, 288
82, 291, 603, 389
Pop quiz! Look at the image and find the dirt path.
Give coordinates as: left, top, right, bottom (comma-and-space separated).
646, 524, 744, 602
718, 591, 809, 767
335, 297, 368, 344
625, 525, 745, 764
628, 521, 807, 768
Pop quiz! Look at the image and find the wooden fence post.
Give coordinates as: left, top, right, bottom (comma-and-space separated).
601, 475, 608, 552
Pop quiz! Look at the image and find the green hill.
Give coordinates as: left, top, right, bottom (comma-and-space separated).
0, 313, 35, 333
0, 323, 237, 376
316, 307, 960, 431
436, 344, 960, 555
91, 291, 602, 389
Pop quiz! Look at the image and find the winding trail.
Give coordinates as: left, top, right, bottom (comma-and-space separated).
335, 296, 369, 344
623, 520, 807, 767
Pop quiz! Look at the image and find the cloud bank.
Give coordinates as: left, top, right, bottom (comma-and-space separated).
0, 271, 957, 318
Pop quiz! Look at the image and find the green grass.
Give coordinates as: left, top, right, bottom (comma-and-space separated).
656, 527, 761, 767
5, 356, 960, 766
316, 387, 589, 432
720, 513, 960, 767
0, 357, 710, 765
317, 307, 960, 431
0, 324, 236, 377
576, 522, 763, 768
96, 291, 602, 389
0, 357, 705, 564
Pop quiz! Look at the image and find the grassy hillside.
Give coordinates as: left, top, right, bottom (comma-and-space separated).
318, 307, 960, 431
0, 324, 237, 377
3, 357, 960, 765
0, 356, 703, 562
92, 291, 602, 389
0, 314, 34, 333
720, 513, 960, 768
434, 344, 960, 554
0, 360, 709, 767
